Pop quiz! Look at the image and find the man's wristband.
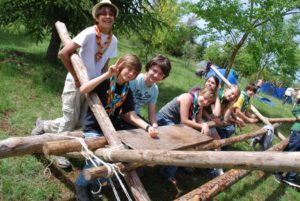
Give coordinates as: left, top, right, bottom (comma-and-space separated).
145, 125, 151, 132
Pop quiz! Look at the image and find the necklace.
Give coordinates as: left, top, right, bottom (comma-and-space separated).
95, 25, 112, 62
190, 91, 200, 120
105, 76, 129, 115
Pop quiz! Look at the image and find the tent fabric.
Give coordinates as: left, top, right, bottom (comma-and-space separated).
205, 67, 238, 85
260, 82, 292, 104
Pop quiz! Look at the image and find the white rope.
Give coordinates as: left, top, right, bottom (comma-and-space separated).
43, 158, 54, 179
48, 134, 132, 201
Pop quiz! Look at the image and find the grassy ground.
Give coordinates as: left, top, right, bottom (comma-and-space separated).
0, 27, 299, 201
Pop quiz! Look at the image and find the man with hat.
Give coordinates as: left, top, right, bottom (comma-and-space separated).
31, 0, 119, 168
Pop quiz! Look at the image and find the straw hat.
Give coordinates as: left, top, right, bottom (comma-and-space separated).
92, 0, 119, 19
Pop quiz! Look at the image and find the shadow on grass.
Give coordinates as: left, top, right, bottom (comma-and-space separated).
33, 154, 76, 193
265, 183, 287, 201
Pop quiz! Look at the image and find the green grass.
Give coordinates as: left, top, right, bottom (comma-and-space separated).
0, 27, 299, 201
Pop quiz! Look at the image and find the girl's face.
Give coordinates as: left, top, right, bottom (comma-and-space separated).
205, 77, 217, 90
197, 95, 212, 107
224, 88, 239, 102
119, 67, 138, 82
146, 65, 165, 84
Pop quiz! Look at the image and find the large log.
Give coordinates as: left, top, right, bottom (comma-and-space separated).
55, 21, 150, 201
95, 148, 300, 173
84, 124, 280, 180
175, 137, 289, 201
43, 137, 108, 155
0, 131, 82, 159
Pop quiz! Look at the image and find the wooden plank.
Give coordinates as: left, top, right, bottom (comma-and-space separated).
117, 124, 213, 150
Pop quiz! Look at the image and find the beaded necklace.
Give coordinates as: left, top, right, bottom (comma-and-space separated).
95, 25, 112, 62
105, 76, 129, 116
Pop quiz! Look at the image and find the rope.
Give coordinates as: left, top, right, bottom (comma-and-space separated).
46, 134, 132, 201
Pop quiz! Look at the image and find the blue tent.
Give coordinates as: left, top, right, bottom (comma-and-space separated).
260, 82, 292, 104
205, 67, 238, 85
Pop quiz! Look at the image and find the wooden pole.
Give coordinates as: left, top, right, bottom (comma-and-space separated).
0, 131, 82, 159
175, 138, 289, 201
43, 137, 107, 155
95, 148, 300, 173
195, 123, 280, 150
84, 123, 280, 180
269, 117, 298, 123
55, 21, 150, 201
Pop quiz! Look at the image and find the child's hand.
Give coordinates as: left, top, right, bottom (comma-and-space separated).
148, 126, 158, 138
201, 122, 210, 135
107, 64, 119, 76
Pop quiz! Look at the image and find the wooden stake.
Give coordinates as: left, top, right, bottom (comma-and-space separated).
55, 21, 150, 201
175, 138, 289, 201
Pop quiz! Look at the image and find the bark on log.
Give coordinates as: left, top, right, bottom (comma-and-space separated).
55, 21, 150, 201
95, 148, 300, 173
43, 137, 108, 155
175, 137, 289, 201
84, 124, 280, 180
269, 117, 298, 123
0, 131, 82, 159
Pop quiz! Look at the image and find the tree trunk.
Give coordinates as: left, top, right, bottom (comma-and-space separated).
0, 131, 83, 159
95, 148, 300, 173
224, 32, 249, 79
46, 27, 61, 62
175, 138, 289, 201
269, 117, 297, 123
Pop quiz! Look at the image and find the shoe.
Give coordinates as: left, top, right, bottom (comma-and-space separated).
282, 178, 300, 188
31, 118, 45, 135
207, 168, 223, 179
55, 156, 72, 169
274, 174, 283, 184
167, 177, 177, 187
75, 185, 91, 201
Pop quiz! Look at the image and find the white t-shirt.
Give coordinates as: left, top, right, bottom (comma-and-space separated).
129, 74, 158, 115
285, 87, 294, 96
66, 25, 117, 80
296, 90, 300, 99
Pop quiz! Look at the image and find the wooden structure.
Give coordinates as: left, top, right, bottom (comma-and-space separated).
0, 22, 298, 201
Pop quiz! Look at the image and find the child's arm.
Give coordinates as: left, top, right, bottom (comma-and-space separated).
58, 41, 81, 87
79, 61, 123, 94
179, 94, 209, 133
122, 111, 158, 138
148, 103, 158, 128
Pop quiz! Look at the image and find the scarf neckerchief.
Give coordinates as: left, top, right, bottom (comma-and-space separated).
105, 76, 129, 116
241, 90, 250, 112
95, 25, 112, 62
189, 91, 200, 120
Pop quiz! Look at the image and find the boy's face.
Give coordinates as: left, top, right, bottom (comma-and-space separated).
246, 89, 255, 98
146, 65, 165, 84
96, 7, 115, 31
120, 67, 138, 82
